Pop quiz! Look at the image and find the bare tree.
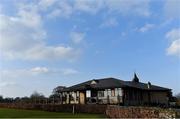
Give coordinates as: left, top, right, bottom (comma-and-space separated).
30, 91, 45, 104
175, 93, 180, 99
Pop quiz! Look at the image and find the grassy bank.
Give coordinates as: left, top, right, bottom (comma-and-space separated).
0, 108, 106, 118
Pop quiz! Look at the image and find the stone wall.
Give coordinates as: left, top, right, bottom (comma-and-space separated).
106, 105, 180, 118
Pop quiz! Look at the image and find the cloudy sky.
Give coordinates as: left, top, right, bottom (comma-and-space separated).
0, 0, 180, 97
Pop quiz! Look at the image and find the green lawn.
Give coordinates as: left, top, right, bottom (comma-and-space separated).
0, 108, 106, 118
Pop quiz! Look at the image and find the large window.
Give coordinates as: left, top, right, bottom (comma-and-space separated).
98, 91, 104, 97
69, 92, 75, 101
118, 88, 122, 96
104, 90, 108, 97
72, 92, 75, 97
76, 91, 79, 101
86, 90, 91, 98
107, 89, 111, 96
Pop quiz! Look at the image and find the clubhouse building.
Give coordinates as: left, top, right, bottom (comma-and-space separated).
53, 73, 172, 106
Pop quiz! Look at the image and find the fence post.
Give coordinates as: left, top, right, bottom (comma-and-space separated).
107, 95, 110, 104
72, 105, 75, 115
117, 94, 120, 105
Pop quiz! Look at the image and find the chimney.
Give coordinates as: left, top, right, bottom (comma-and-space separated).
147, 82, 151, 89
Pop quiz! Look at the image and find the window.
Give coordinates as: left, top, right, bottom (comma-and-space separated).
72, 92, 76, 98
107, 89, 111, 96
98, 91, 104, 97
118, 88, 122, 96
86, 90, 91, 98
76, 91, 79, 97
111, 89, 115, 97
70, 92, 75, 101
91, 80, 97, 85
104, 90, 108, 97
115, 88, 118, 96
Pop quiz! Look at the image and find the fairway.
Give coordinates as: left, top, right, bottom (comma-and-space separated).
0, 108, 106, 118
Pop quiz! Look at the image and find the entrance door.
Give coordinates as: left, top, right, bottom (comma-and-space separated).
80, 92, 85, 104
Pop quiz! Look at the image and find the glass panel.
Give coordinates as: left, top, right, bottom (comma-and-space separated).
108, 89, 111, 96
72, 92, 76, 98
76, 91, 79, 97
118, 88, 122, 96
86, 90, 91, 97
115, 88, 118, 96
98, 91, 104, 97
104, 90, 108, 97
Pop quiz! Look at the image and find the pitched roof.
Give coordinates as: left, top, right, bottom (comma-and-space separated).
58, 77, 171, 92
125, 81, 170, 91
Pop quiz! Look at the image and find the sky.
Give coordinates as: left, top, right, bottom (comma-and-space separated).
0, 0, 180, 98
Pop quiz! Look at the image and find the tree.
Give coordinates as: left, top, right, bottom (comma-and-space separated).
20, 97, 30, 103
175, 93, 180, 99
14, 97, 21, 102
174, 93, 180, 107
4, 97, 13, 103
0, 95, 3, 102
30, 91, 45, 104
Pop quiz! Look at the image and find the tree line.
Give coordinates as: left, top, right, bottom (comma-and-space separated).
0, 91, 60, 104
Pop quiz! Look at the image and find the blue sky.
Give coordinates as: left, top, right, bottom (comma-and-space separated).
0, 0, 180, 97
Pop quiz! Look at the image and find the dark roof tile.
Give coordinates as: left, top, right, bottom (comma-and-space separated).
58, 77, 171, 92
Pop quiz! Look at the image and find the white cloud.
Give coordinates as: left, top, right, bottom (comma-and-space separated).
167, 39, 180, 56
0, 0, 151, 23
47, 1, 73, 18
70, 32, 85, 44
105, 0, 150, 17
166, 28, 180, 41
61, 68, 79, 75
164, 0, 180, 19
24, 45, 81, 61
1, 45, 81, 61
166, 28, 180, 57
0, 67, 79, 79
18, 8, 42, 28
30, 67, 79, 75
0, 82, 16, 88
100, 18, 118, 28
73, 0, 150, 16
139, 23, 155, 32
47, 9, 61, 18
74, 0, 151, 16
37, 0, 151, 18
31, 67, 49, 74
0, 82, 25, 97
0, 69, 37, 79
74, 0, 104, 14
0, 13, 45, 51
0, 10, 81, 61
38, 0, 57, 10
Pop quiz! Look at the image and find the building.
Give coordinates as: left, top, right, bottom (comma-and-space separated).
53, 73, 172, 106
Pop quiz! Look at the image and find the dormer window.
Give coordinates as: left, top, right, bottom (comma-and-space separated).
91, 80, 97, 85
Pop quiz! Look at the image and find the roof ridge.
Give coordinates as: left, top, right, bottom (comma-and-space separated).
93, 77, 116, 80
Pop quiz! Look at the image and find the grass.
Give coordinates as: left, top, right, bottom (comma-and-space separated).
0, 108, 106, 118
